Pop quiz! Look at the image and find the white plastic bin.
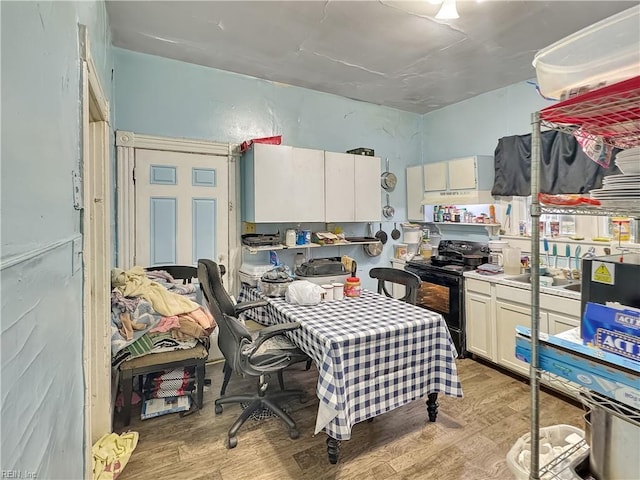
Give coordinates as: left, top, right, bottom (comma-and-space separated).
506, 424, 587, 480
532, 5, 640, 100
238, 263, 274, 286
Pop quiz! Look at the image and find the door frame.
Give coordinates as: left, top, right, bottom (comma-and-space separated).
115, 131, 240, 293
80, 25, 111, 479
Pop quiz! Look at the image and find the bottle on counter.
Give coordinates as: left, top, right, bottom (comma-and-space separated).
344, 277, 361, 297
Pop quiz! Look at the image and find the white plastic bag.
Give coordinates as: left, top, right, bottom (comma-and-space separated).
285, 280, 323, 305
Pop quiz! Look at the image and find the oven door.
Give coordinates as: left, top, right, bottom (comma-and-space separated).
406, 265, 465, 355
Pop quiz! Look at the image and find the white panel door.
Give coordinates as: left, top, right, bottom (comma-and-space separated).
325, 151, 355, 222
354, 155, 381, 221
135, 149, 229, 267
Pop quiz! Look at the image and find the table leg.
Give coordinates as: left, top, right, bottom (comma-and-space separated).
326, 436, 340, 464
426, 393, 439, 422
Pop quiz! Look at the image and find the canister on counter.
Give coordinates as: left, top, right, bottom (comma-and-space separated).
344, 277, 361, 297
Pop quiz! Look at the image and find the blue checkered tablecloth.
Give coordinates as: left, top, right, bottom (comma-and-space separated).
238, 285, 463, 441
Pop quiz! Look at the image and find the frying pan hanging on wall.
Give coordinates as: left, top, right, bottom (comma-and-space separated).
380, 158, 397, 192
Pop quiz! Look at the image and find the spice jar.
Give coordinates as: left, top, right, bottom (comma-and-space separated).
344, 277, 361, 298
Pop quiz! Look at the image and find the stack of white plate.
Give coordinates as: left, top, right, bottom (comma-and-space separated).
614, 146, 640, 174
590, 147, 640, 207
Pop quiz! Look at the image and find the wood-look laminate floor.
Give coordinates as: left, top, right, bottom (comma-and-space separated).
115, 358, 585, 480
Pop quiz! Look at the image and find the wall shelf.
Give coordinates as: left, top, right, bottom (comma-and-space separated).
242, 240, 381, 254
433, 221, 502, 236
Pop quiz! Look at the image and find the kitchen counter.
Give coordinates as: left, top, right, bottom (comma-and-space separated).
463, 271, 581, 301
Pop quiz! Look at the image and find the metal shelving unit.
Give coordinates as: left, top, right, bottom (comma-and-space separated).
528, 75, 640, 480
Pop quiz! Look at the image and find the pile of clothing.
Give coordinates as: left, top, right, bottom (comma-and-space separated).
110, 266, 215, 367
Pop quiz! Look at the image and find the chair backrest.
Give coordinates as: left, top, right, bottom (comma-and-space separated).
145, 265, 197, 284
196, 259, 235, 315
368, 267, 421, 305
198, 259, 252, 371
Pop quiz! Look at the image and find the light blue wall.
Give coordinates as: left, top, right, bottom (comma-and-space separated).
113, 48, 423, 288
422, 80, 550, 163
1, 1, 112, 478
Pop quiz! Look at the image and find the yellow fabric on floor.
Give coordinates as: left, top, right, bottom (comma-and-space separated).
111, 266, 200, 317
92, 431, 139, 480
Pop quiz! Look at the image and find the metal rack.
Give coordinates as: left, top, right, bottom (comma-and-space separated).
528, 75, 640, 480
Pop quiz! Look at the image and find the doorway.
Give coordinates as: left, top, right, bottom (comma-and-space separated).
80, 25, 111, 478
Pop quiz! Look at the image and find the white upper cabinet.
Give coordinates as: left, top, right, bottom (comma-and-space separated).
448, 157, 479, 190
242, 144, 325, 223
423, 162, 447, 192
325, 152, 354, 222
422, 156, 494, 192
243, 145, 380, 223
353, 155, 381, 221
325, 152, 381, 222
406, 165, 424, 221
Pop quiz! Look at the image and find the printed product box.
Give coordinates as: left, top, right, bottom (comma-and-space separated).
515, 326, 640, 411
581, 302, 640, 362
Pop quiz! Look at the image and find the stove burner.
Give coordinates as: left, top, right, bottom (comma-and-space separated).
443, 265, 464, 272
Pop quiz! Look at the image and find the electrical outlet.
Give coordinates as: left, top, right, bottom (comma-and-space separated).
243, 222, 256, 234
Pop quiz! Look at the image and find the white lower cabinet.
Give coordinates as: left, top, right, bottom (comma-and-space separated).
465, 277, 581, 382
496, 299, 534, 376
465, 279, 496, 361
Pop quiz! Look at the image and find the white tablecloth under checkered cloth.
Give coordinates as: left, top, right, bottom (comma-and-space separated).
238, 285, 463, 441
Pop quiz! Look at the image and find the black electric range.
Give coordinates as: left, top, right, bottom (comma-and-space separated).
405, 240, 488, 357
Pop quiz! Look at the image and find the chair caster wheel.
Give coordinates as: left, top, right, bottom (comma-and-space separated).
215, 404, 223, 414
289, 429, 299, 439
227, 436, 238, 449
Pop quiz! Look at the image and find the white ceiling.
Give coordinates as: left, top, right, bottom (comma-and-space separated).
106, 1, 636, 114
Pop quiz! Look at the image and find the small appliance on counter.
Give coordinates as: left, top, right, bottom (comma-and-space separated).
258, 266, 293, 297
581, 252, 640, 316
241, 233, 281, 247
295, 257, 349, 286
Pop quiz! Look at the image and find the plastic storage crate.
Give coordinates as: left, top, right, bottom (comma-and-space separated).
506, 424, 587, 480
532, 5, 640, 100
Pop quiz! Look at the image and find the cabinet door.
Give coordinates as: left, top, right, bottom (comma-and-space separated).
496, 300, 534, 376
406, 165, 424, 221
252, 145, 325, 222
423, 162, 447, 191
325, 151, 355, 222
547, 311, 579, 335
465, 291, 495, 361
448, 157, 477, 190
354, 155, 381, 221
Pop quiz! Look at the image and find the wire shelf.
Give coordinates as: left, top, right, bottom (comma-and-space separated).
579, 390, 640, 428
539, 439, 589, 480
540, 206, 640, 217
540, 76, 640, 149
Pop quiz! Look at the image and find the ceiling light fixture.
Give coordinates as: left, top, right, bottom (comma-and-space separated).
435, 0, 459, 20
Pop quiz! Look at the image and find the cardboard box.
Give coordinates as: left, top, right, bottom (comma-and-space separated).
581, 302, 640, 361
515, 326, 640, 411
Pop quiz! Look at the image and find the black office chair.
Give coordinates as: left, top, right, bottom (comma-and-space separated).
198, 259, 308, 448
198, 258, 312, 395
369, 267, 421, 305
